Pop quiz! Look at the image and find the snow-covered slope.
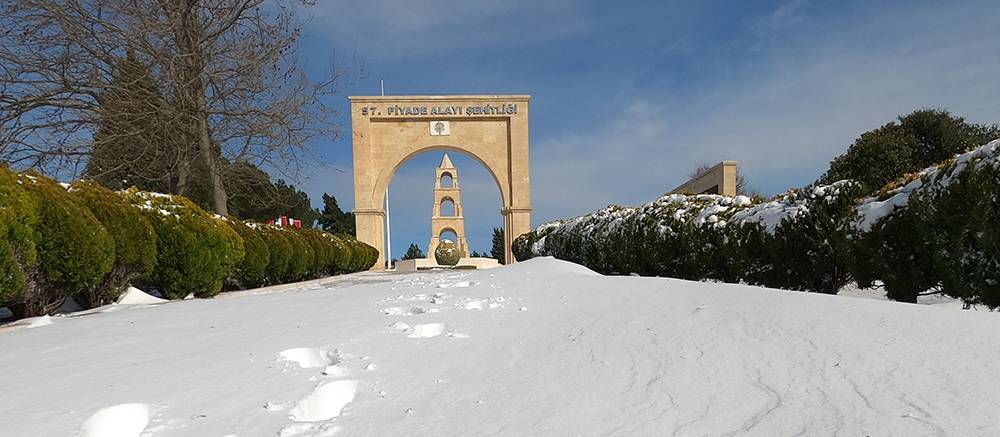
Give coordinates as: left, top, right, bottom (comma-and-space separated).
1, 258, 998, 436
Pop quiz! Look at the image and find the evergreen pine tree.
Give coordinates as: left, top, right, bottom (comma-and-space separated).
402, 243, 424, 260
85, 53, 179, 193
317, 193, 356, 235
490, 227, 506, 264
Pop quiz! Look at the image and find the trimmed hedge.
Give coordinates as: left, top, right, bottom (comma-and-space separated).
0, 170, 378, 321
325, 233, 352, 274
281, 228, 314, 283
515, 139, 1000, 308
70, 180, 157, 307
257, 224, 293, 284
16, 174, 114, 317
343, 235, 378, 272
121, 189, 245, 299
0, 167, 39, 313
515, 181, 865, 296
226, 219, 271, 290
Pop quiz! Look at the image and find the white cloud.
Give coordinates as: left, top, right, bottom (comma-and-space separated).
749, 0, 810, 36
306, 0, 589, 58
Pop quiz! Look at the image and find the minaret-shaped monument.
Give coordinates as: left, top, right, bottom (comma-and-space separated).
428, 153, 470, 259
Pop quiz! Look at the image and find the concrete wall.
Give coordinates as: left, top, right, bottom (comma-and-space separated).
671, 161, 739, 197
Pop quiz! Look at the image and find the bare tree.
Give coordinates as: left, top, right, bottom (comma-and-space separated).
0, 0, 341, 214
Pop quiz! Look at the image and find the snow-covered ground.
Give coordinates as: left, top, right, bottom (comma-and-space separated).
2, 258, 998, 436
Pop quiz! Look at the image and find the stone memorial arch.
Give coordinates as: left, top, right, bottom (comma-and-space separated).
349, 95, 532, 269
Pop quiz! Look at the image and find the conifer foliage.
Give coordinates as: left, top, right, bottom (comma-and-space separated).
402, 243, 425, 260
491, 227, 506, 264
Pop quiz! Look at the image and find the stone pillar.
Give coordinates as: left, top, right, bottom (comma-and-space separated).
354, 208, 385, 269
502, 207, 532, 262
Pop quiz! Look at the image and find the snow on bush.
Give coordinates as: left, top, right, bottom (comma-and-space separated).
514, 139, 1000, 305
851, 139, 1000, 306
854, 139, 1000, 231
70, 180, 158, 307
122, 188, 245, 299
514, 180, 863, 294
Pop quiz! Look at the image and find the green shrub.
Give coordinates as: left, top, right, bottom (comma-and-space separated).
280, 228, 313, 282
852, 206, 937, 303
748, 181, 863, 294
225, 219, 271, 289
69, 180, 157, 307
0, 167, 39, 311
362, 241, 378, 270
512, 220, 561, 262
341, 236, 361, 272
16, 174, 113, 316
947, 162, 1000, 307
334, 234, 377, 272
122, 189, 244, 299
853, 139, 1000, 306
326, 233, 351, 274
256, 225, 292, 285
299, 229, 333, 279
516, 182, 861, 295
820, 109, 1000, 193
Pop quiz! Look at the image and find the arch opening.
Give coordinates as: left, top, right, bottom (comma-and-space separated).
440, 197, 456, 217
440, 173, 454, 188
439, 228, 458, 243
385, 150, 504, 263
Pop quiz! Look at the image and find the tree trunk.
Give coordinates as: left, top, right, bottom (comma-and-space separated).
175, 145, 191, 195
196, 92, 228, 215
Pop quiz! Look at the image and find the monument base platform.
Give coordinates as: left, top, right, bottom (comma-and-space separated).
394, 257, 501, 272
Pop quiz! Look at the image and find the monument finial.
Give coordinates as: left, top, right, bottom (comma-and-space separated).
439, 153, 455, 169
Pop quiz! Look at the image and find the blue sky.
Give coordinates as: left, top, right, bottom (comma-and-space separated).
288, 0, 1000, 258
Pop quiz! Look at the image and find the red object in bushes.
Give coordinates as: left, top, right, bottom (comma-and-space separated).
268, 216, 302, 229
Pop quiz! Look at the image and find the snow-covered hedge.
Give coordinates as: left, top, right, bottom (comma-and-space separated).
515, 139, 1000, 305
515, 181, 863, 295
0, 169, 378, 320
69, 181, 157, 307
122, 188, 246, 300
852, 139, 1000, 306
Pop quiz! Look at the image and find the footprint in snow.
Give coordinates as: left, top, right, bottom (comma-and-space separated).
407, 323, 445, 338
80, 403, 154, 437
278, 422, 344, 437
288, 380, 359, 422
460, 297, 506, 311
382, 306, 428, 316
279, 348, 339, 369
463, 300, 486, 311
437, 280, 476, 289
